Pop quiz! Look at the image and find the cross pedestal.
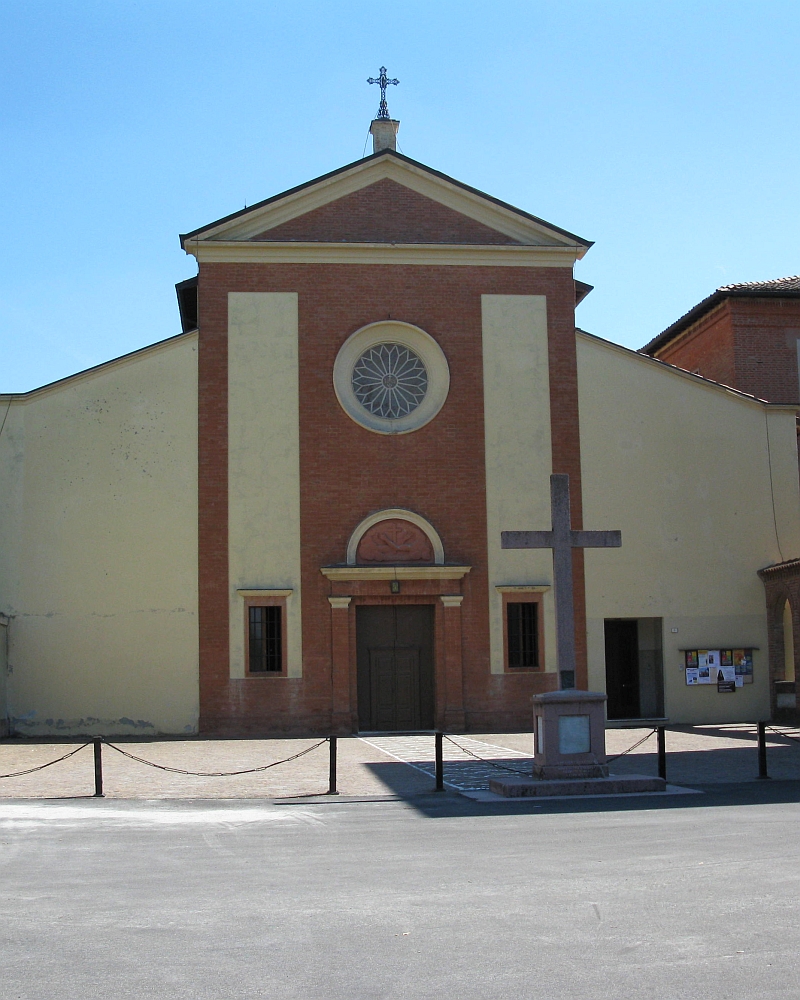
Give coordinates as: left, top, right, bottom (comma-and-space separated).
490, 685, 667, 796
532, 690, 608, 779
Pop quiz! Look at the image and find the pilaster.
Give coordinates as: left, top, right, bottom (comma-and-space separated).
440, 595, 466, 730
329, 597, 354, 733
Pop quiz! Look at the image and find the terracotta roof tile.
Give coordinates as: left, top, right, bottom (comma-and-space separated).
641, 275, 800, 355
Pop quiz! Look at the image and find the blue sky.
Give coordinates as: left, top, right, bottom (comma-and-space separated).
2, 1, 798, 392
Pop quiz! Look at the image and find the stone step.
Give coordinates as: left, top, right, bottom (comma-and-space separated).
489, 773, 667, 798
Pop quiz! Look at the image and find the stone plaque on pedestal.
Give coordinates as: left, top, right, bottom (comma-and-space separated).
532, 690, 608, 779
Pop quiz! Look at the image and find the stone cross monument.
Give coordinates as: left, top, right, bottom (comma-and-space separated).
501, 473, 621, 690
491, 474, 654, 796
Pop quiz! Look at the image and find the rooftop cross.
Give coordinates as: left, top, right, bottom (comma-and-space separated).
501, 474, 622, 690
367, 66, 399, 120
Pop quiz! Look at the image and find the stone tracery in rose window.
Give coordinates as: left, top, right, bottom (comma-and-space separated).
351, 343, 428, 419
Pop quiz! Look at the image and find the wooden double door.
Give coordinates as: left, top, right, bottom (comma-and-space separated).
356, 605, 435, 732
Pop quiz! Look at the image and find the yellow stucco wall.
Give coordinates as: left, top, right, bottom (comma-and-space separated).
0, 620, 7, 736
0, 334, 199, 735
577, 332, 800, 723
482, 294, 556, 674
227, 293, 302, 678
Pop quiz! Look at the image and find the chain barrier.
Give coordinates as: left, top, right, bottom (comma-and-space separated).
101, 737, 329, 777
441, 734, 532, 778
767, 726, 800, 746
0, 736, 329, 793
0, 741, 93, 779
606, 728, 658, 762
441, 728, 660, 778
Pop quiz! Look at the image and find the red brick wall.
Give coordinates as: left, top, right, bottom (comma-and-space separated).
731, 299, 800, 404
252, 179, 521, 245
655, 298, 800, 404
197, 261, 582, 734
655, 303, 737, 387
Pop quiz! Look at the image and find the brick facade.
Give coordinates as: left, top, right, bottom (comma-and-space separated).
197, 261, 581, 735
652, 298, 800, 405
731, 299, 800, 404
252, 178, 522, 245
655, 302, 736, 388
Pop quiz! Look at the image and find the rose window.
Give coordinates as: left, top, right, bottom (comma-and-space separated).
351, 343, 428, 419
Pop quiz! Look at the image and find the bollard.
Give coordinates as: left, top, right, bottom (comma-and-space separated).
435, 731, 444, 791
657, 726, 667, 782
93, 737, 104, 797
757, 721, 770, 779
327, 736, 339, 795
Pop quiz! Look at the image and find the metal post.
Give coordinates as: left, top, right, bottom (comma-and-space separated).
327, 736, 339, 795
93, 738, 104, 797
757, 721, 770, 779
657, 726, 667, 781
435, 731, 444, 791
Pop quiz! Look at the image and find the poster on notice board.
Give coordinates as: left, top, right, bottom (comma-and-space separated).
685, 648, 754, 687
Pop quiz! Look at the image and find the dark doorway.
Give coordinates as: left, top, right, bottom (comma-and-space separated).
356, 605, 435, 731
604, 617, 664, 720
605, 619, 640, 719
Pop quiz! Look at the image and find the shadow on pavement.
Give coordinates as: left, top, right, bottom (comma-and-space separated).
324, 758, 800, 819
272, 776, 800, 819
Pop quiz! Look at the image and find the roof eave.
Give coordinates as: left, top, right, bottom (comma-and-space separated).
577, 326, 800, 409
642, 287, 800, 356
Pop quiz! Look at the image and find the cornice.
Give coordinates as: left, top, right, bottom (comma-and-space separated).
320, 565, 471, 581
236, 589, 293, 597
576, 329, 799, 413
184, 240, 581, 267
0, 330, 197, 403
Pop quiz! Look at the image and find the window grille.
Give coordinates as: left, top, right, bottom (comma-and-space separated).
249, 606, 283, 673
507, 602, 539, 668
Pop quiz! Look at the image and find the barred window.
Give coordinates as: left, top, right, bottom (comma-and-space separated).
248, 606, 283, 673
507, 602, 539, 669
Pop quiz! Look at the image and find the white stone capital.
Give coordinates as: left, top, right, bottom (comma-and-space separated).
440, 595, 464, 608
328, 597, 352, 610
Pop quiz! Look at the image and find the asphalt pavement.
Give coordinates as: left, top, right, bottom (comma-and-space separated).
2, 784, 799, 999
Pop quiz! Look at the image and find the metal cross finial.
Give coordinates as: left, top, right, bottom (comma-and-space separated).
367, 66, 399, 120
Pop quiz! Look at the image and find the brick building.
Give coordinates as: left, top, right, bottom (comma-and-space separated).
2, 119, 799, 737
642, 276, 800, 720
641, 276, 800, 404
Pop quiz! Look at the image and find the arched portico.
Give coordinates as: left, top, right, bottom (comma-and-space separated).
758, 559, 800, 720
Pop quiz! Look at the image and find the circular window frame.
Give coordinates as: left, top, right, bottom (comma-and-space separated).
333, 321, 450, 435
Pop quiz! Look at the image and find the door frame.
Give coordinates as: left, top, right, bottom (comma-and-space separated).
355, 604, 435, 732
326, 582, 467, 734
603, 616, 665, 721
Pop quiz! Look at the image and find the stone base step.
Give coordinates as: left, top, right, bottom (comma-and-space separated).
489, 773, 666, 798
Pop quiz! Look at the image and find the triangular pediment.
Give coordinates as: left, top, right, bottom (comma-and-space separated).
180, 151, 591, 252
250, 178, 522, 245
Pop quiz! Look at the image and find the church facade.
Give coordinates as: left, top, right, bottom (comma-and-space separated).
1, 137, 798, 737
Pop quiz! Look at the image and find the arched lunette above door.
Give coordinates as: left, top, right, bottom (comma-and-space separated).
346, 508, 445, 566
